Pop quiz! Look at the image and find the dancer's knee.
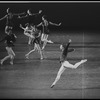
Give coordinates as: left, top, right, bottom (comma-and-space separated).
56, 74, 61, 80
10, 55, 14, 59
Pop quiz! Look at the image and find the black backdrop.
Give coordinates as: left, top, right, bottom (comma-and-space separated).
0, 2, 100, 31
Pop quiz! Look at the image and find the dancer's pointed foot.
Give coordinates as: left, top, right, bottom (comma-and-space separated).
41, 57, 43, 60
81, 59, 87, 63
42, 47, 45, 50
48, 40, 53, 43
25, 55, 29, 59
10, 61, 13, 65
0, 60, 3, 65
51, 84, 55, 88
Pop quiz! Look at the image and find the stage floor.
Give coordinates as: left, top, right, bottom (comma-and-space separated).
0, 31, 100, 99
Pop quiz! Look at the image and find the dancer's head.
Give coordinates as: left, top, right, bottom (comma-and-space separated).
39, 10, 42, 14
33, 25, 37, 31
7, 8, 11, 14
42, 15, 47, 21
27, 9, 31, 15
60, 44, 63, 50
8, 30, 12, 35
60, 44, 66, 51
25, 23, 29, 27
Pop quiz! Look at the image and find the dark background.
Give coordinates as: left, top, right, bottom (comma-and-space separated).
0, 2, 100, 31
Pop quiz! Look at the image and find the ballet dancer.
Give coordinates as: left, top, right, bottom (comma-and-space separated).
0, 30, 17, 65
0, 8, 25, 32
51, 39, 87, 88
19, 23, 35, 45
37, 15, 61, 50
25, 25, 43, 60
18, 9, 42, 24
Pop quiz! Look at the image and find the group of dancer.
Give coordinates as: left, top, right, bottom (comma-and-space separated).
0, 8, 87, 88
0, 8, 61, 63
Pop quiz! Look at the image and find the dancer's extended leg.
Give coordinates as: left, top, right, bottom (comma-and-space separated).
63, 59, 87, 69
25, 44, 36, 59
51, 64, 66, 88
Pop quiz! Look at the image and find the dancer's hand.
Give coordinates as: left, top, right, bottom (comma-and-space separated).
19, 24, 22, 28
39, 10, 42, 14
27, 9, 31, 15
59, 23, 61, 26
69, 39, 72, 43
18, 16, 21, 18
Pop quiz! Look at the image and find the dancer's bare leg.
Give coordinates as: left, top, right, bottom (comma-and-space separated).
51, 59, 87, 88
0, 55, 11, 65
42, 34, 48, 50
9, 48, 15, 65
51, 64, 66, 88
25, 44, 36, 59
37, 44, 43, 60
28, 37, 32, 45
24, 32, 34, 45
10, 55, 14, 65
0, 47, 15, 65
63, 59, 87, 69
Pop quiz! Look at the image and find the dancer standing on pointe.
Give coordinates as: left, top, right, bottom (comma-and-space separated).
51, 39, 87, 88
37, 15, 61, 50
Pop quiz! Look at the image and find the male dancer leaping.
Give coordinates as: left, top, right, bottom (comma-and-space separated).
51, 39, 87, 88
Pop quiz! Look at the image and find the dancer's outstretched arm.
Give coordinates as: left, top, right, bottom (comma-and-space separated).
18, 14, 28, 18
13, 12, 25, 16
28, 10, 42, 16
68, 48, 75, 52
0, 15, 7, 21
37, 22, 42, 27
19, 24, 26, 30
49, 21, 61, 26
13, 34, 17, 39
